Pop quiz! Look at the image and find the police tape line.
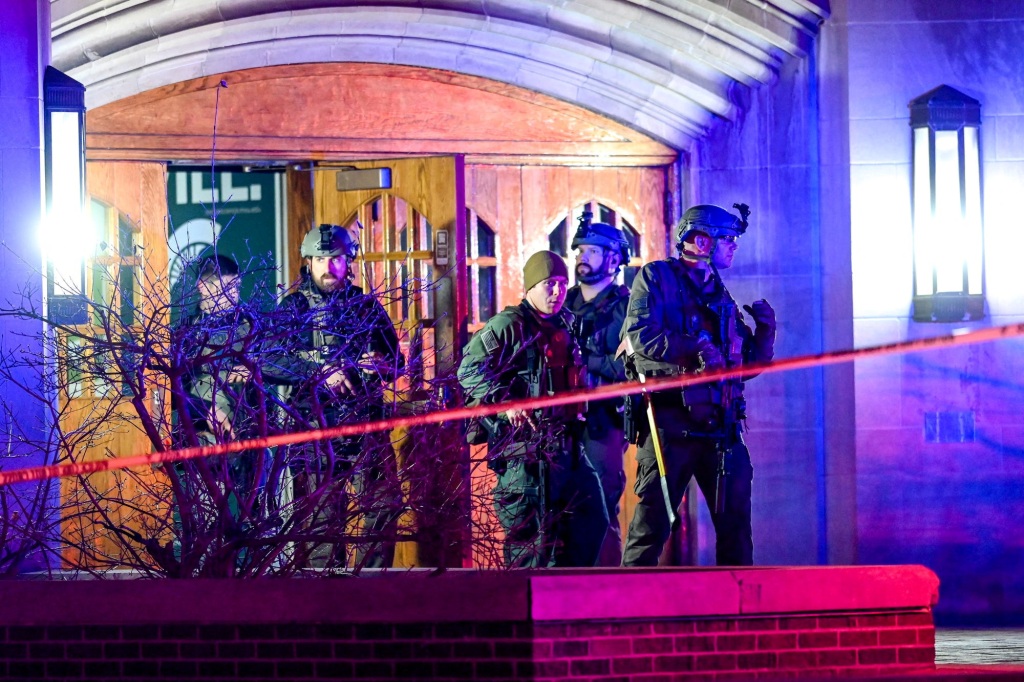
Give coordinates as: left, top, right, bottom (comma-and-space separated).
1, 320, 1022, 487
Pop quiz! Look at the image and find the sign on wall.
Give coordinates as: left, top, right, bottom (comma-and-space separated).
166, 167, 284, 321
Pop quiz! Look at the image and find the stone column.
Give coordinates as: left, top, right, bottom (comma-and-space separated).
815, 0, 858, 566
0, 0, 53, 572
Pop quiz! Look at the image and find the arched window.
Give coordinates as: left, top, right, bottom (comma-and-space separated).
466, 209, 498, 331
548, 201, 642, 286
343, 194, 434, 324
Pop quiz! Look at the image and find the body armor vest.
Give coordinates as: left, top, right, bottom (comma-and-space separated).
507, 302, 584, 422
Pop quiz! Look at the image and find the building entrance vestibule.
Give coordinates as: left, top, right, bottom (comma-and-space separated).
71, 59, 677, 570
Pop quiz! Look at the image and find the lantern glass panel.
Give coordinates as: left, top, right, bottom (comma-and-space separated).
913, 127, 934, 295
933, 129, 963, 294
48, 110, 86, 296
963, 126, 983, 295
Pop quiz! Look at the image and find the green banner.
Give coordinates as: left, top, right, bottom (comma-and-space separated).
167, 167, 283, 322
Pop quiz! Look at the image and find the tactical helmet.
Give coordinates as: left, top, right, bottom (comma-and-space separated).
675, 203, 749, 253
300, 223, 359, 259
571, 212, 631, 262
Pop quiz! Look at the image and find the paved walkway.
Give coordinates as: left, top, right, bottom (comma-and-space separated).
936, 629, 1024, 665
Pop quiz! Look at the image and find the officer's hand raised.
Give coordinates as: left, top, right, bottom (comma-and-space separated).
324, 365, 356, 394
504, 408, 537, 430
743, 299, 776, 330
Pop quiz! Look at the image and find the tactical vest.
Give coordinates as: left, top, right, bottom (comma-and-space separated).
510, 302, 582, 399
288, 280, 380, 364
672, 261, 750, 430
283, 279, 388, 421
671, 261, 744, 369
566, 283, 630, 385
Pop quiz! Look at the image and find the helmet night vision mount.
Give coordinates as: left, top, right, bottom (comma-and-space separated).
301, 223, 360, 259
675, 203, 750, 260
571, 209, 631, 262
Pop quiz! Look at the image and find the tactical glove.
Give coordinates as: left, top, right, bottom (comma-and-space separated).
743, 299, 776, 332
744, 299, 776, 362
695, 337, 725, 371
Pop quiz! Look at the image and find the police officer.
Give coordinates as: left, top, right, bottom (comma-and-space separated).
173, 254, 271, 560
621, 204, 776, 567
565, 213, 631, 566
458, 250, 608, 568
270, 224, 405, 569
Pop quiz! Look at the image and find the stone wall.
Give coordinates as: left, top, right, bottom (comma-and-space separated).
694, 0, 1024, 624
841, 0, 1024, 623
691, 25, 857, 568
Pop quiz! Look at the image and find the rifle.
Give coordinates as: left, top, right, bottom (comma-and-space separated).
527, 327, 587, 562
709, 300, 743, 516
624, 337, 678, 528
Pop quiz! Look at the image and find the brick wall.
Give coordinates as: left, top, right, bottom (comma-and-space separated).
0, 611, 933, 681
532, 611, 934, 681
0, 567, 940, 681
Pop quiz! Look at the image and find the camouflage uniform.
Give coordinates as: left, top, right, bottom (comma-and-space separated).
269, 226, 405, 569
458, 301, 608, 568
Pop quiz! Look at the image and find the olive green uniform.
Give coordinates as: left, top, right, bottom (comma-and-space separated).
458, 301, 608, 568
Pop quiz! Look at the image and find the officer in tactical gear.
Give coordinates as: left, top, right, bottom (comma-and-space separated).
270, 223, 405, 569
457, 250, 608, 568
621, 203, 776, 567
173, 254, 280, 556
565, 212, 632, 566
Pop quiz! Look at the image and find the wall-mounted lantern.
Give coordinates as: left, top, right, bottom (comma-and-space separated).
43, 66, 89, 325
909, 85, 984, 323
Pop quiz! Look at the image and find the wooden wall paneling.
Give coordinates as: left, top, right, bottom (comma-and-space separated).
637, 166, 668, 262
567, 167, 597, 226
286, 167, 314, 287
495, 167, 527, 307
519, 165, 565, 261
86, 64, 675, 167
465, 165, 498, 229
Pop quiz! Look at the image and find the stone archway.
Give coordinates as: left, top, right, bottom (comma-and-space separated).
52, 0, 830, 149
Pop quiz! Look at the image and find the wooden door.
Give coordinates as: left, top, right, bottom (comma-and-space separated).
60, 161, 170, 570
306, 156, 469, 568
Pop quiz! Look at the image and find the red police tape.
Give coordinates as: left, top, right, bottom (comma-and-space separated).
1, 320, 1022, 487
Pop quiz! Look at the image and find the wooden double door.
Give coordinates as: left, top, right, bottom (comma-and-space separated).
296, 155, 470, 568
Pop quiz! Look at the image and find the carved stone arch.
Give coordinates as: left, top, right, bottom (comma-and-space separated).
53, 0, 830, 149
